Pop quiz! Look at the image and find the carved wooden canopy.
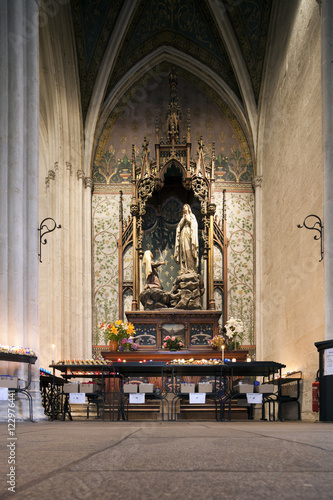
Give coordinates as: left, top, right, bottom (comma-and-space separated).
119, 71, 227, 316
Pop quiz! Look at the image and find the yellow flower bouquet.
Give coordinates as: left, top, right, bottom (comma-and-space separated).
99, 320, 139, 351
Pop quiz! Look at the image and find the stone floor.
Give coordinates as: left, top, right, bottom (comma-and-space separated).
0, 420, 333, 500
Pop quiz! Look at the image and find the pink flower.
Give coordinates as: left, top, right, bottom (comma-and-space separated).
164, 336, 170, 341
171, 336, 176, 341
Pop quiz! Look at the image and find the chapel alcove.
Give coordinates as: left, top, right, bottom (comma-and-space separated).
141, 161, 205, 293
121, 110, 227, 350
93, 69, 254, 358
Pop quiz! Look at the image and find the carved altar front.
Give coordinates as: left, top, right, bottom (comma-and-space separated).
126, 309, 222, 350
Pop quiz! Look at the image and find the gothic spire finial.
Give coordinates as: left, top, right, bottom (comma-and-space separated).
166, 68, 181, 141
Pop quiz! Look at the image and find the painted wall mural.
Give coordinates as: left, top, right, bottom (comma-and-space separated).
226, 191, 254, 345
123, 245, 133, 282
213, 244, 223, 281
93, 73, 253, 186
92, 193, 131, 344
213, 244, 224, 326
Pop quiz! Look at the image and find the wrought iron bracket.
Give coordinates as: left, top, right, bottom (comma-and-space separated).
297, 215, 323, 262
38, 218, 61, 263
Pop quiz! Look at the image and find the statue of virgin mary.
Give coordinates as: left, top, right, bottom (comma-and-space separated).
174, 204, 199, 274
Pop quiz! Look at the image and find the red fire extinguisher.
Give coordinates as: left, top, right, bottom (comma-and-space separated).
312, 380, 319, 412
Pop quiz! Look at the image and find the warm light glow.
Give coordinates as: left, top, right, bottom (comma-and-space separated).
232, 358, 236, 362
246, 356, 251, 362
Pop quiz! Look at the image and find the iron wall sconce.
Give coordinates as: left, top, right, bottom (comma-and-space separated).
297, 215, 323, 262
38, 218, 61, 263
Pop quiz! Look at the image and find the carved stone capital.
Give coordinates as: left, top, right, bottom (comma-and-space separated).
85, 177, 93, 190
252, 175, 263, 189
45, 170, 56, 188
77, 169, 85, 181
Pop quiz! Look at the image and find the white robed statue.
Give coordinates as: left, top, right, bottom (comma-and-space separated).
174, 204, 199, 274
142, 250, 165, 289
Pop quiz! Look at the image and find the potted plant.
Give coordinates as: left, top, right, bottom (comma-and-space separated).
209, 334, 225, 350
224, 317, 244, 350
163, 335, 184, 351
98, 320, 139, 351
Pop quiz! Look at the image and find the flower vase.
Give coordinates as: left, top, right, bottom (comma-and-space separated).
227, 340, 240, 351
109, 340, 118, 352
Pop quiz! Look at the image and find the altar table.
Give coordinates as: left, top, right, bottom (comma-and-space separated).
49, 363, 118, 421
48, 360, 288, 421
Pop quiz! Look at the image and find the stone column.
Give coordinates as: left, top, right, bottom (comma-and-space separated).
252, 175, 263, 359
84, 178, 93, 348
0, 0, 45, 419
0, 1, 9, 340
322, 0, 333, 340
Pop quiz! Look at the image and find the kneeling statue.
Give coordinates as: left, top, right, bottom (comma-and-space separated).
140, 250, 170, 310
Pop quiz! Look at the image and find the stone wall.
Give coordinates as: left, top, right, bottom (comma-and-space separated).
258, 0, 323, 420
38, 4, 92, 369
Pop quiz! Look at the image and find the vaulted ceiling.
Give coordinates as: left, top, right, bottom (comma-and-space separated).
70, 0, 272, 130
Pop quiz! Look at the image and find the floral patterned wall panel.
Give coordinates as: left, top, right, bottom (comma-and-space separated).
214, 244, 223, 281
92, 193, 131, 344
214, 288, 223, 325
123, 289, 133, 323
227, 192, 254, 345
122, 246, 133, 322
215, 190, 254, 346
123, 245, 133, 282
213, 244, 224, 326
